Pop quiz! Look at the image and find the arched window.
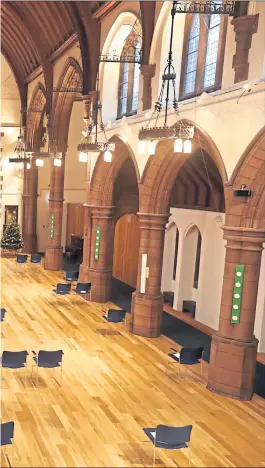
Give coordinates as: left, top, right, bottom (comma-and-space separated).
173, 228, 179, 281
117, 33, 141, 118
180, 11, 227, 98
193, 231, 202, 289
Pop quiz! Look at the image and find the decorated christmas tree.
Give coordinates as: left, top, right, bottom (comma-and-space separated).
1, 222, 24, 250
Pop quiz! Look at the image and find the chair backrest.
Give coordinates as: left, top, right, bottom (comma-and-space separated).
107, 309, 126, 322
16, 254, 28, 263
56, 283, 71, 294
180, 347, 204, 364
31, 253, 41, 263
1, 308, 6, 322
156, 424, 192, 445
2, 350, 28, 367
65, 270, 79, 281
76, 282, 91, 294
38, 350, 63, 366
1, 421, 14, 444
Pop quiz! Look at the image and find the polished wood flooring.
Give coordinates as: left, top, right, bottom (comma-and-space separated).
1, 258, 265, 467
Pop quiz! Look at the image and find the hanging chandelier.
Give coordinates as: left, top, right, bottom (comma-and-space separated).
77, 71, 115, 163
138, 0, 236, 155
35, 117, 63, 168
138, 0, 195, 155
9, 114, 33, 166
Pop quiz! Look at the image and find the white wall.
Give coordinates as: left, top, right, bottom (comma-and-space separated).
161, 208, 265, 350
255, 246, 265, 352
161, 208, 226, 331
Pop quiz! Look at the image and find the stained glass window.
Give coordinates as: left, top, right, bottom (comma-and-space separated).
119, 60, 129, 117
203, 14, 221, 88
184, 14, 200, 95
132, 40, 141, 112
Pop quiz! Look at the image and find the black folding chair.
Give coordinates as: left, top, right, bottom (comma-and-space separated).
16, 254, 28, 263
75, 282, 91, 299
53, 283, 71, 295
167, 347, 204, 381
103, 309, 126, 323
1, 308, 6, 337
30, 253, 42, 263
148, 424, 193, 467
1, 421, 14, 466
31, 350, 64, 387
65, 270, 79, 281
1, 351, 29, 384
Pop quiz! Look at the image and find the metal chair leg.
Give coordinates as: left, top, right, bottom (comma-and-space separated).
153, 444, 156, 467
201, 360, 203, 382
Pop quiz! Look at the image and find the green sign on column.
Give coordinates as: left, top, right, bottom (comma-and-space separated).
50, 213, 55, 239
95, 226, 101, 261
231, 264, 244, 324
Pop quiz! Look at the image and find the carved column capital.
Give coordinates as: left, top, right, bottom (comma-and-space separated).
137, 212, 170, 230
222, 225, 265, 251
231, 14, 259, 83
90, 205, 115, 219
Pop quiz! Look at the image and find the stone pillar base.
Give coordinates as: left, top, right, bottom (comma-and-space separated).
207, 333, 258, 400
44, 246, 63, 271
131, 292, 164, 337
89, 268, 112, 303
23, 233, 37, 254
78, 263, 91, 283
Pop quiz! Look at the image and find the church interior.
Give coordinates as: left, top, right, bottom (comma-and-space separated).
1, 1, 265, 467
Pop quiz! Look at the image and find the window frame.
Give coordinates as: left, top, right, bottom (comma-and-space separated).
117, 33, 141, 119
180, 13, 227, 100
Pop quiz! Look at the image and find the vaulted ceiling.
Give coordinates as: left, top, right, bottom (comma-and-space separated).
1, 1, 120, 110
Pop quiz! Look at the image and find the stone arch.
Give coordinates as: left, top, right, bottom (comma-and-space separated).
26, 82, 46, 151
227, 126, 265, 229
140, 119, 227, 214
52, 57, 83, 150
90, 135, 140, 207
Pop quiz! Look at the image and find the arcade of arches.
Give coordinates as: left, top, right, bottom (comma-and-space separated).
1, 0, 265, 415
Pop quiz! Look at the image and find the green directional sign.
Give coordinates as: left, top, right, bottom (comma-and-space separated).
231, 264, 244, 324
50, 213, 55, 239
95, 226, 101, 261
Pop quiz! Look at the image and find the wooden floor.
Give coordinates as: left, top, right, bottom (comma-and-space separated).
1, 258, 265, 468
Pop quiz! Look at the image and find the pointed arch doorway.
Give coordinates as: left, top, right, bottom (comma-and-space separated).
113, 214, 140, 288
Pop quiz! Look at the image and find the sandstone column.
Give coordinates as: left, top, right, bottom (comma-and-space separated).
231, 14, 259, 83
131, 213, 170, 337
208, 226, 265, 400
79, 92, 96, 283
22, 158, 38, 253
87, 205, 115, 302
44, 150, 66, 271
140, 64, 156, 111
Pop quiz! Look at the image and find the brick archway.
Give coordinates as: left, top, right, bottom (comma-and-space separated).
90, 135, 140, 207
44, 57, 83, 270
208, 126, 265, 400
52, 57, 83, 150
26, 82, 46, 151
22, 82, 46, 254
140, 119, 227, 214
226, 125, 265, 229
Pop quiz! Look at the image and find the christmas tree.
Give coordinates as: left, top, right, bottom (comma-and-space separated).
1, 222, 24, 250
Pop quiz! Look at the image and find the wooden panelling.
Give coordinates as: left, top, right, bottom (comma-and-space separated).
66, 203, 84, 245
113, 214, 140, 287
